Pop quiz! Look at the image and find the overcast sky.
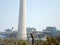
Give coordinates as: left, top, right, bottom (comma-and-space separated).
0, 0, 60, 31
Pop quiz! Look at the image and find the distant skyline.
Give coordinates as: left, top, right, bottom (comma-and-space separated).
0, 0, 60, 32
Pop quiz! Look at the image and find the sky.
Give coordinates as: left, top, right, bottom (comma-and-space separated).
0, 0, 60, 32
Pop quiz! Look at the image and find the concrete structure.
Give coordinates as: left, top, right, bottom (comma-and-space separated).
27, 27, 36, 33
26, 28, 42, 40
16, 0, 27, 40
43, 27, 58, 37
0, 29, 13, 38
27, 28, 37, 40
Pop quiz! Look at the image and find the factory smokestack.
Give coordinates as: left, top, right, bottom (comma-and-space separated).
16, 0, 27, 40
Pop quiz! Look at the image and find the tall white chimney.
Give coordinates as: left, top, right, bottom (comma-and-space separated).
16, 0, 27, 40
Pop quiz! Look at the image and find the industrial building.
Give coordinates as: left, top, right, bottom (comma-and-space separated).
0, 27, 59, 40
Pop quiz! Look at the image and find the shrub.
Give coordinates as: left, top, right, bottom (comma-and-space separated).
16, 40, 29, 45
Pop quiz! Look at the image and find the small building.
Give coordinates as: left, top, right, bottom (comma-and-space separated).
43, 27, 58, 37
